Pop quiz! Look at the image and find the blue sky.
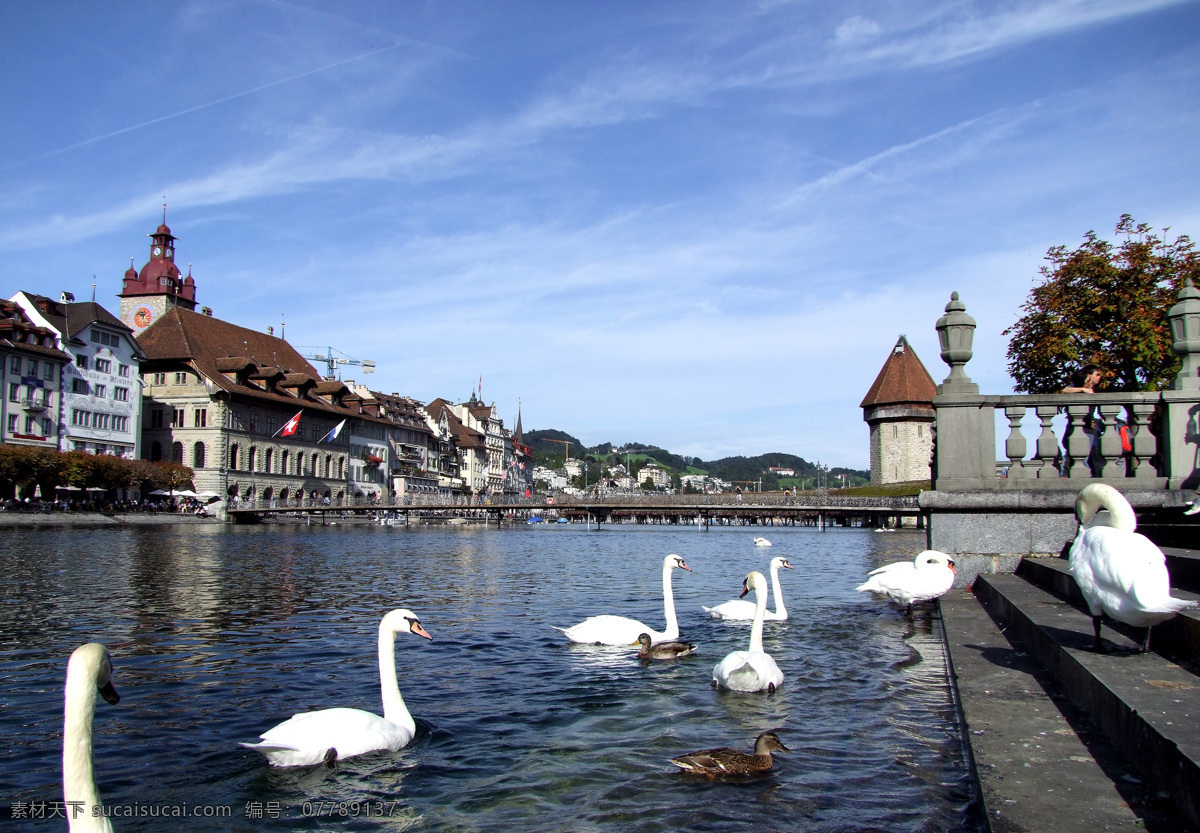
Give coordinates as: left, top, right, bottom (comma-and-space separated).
2, 1, 1198, 469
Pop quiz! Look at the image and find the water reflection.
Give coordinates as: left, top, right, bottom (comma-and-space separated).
0, 525, 974, 831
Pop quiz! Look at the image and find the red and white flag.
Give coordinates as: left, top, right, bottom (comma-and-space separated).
278, 411, 302, 437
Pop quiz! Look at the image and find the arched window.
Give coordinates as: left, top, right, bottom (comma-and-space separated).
311, 452, 319, 477
325, 454, 332, 478
338, 457, 344, 479
229, 444, 239, 470
265, 447, 274, 473
193, 442, 205, 469
281, 449, 290, 476
150, 441, 162, 462
171, 442, 183, 464
248, 446, 258, 472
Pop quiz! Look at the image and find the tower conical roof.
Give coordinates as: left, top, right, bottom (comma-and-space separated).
860, 336, 936, 408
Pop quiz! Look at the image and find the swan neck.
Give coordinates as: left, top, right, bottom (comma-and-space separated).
63, 660, 105, 831
661, 564, 679, 640
378, 626, 414, 734
749, 582, 766, 653
1079, 486, 1137, 532
769, 565, 785, 617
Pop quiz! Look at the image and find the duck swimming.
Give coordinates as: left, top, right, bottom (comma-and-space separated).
633, 633, 696, 660
670, 731, 789, 778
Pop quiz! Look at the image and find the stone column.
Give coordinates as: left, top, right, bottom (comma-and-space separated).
1162, 277, 1200, 489
931, 293, 993, 488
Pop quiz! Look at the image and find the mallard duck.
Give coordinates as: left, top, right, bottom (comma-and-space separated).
1069, 484, 1196, 652
669, 731, 789, 778
633, 633, 696, 660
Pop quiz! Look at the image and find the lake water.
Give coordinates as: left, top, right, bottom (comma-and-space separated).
0, 522, 976, 832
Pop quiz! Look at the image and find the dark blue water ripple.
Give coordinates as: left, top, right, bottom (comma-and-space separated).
0, 524, 975, 831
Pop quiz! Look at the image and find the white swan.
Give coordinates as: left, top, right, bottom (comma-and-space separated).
554, 554, 691, 645
1069, 484, 1196, 652
856, 550, 956, 614
703, 557, 794, 620
753, 537, 772, 548
64, 643, 120, 833
242, 609, 432, 767
712, 571, 784, 693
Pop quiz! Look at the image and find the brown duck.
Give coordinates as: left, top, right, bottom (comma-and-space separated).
669, 731, 789, 777
634, 633, 696, 660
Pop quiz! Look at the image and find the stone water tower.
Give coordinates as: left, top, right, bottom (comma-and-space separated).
860, 335, 936, 485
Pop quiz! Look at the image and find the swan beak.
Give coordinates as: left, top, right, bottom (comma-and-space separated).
739, 581, 750, 599
782, 561, 794, 570
410, 622, 433, 640
676, 559, 692, 572
99, 680, 120, 705
948, 561, 956, 573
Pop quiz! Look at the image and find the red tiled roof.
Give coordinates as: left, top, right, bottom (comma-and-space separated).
860, 336, 937, 408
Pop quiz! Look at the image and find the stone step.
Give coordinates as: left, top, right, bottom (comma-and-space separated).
973, 571, 1200, 830
940, 589, 1181, 831
1016, 554, 1200, 665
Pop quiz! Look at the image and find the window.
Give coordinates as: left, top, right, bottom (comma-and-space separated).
248, 446, 258, 472
112, 416, 128, 432
150, 409, 163, 429
72, 410, 88, 426
114, 387, 129, 402
27, 359, 37, 376
170, 408, 184, 428
248, 413, 258, 433
95, 359, 111, 373
92, 413, 110, 430
193, 408, 207, 428
265, 447, 274, 473
172, 442, 183, 463
8, 383, 17, 402
150, 442, 162, 462
72, 379, 89, 394
93, 385, 106, 399
266, 416, 275, 436
90, 329, 100, 343
152, 372, 166, 385
229, 444, 239, 470
118, 364, 129, 378
76, 355, 88, 370
43, 362, 53, 381
6, 414, 16, 432
24, 416, 35, 434
918, 425, 924, 438
42, 417, 52, 436
175, 372, 189, 385
193, 442, 205, 469
8, 357, 19, 374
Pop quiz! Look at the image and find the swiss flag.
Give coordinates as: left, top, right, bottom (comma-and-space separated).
280, 412, 302, 437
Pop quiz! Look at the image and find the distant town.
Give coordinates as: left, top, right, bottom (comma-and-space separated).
2, 218, 927, 508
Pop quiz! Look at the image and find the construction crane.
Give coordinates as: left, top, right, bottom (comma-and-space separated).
296, 347, 375, 380
544, 439, 572, 463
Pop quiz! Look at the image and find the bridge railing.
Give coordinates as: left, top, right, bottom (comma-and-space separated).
929, 283, 1200, 492
226, 492, 918, 511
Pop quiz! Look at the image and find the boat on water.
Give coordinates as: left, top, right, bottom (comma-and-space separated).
527, 516, 545, 524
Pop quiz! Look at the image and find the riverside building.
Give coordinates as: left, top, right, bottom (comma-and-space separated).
860, 335, 936, 485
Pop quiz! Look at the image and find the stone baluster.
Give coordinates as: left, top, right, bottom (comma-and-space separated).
1033, 406, 1061, 477
1064, 404, 1093, 478
1127, 401, 1158, 480
1096, 404, 1125, 479
1003, 406, 1029, 478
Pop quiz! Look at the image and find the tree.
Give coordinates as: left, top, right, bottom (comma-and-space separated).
1005, 215, 1200, 393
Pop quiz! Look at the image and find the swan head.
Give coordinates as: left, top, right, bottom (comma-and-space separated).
739, 570, 768, 598
916, 551, 955, 573
1074, 483, 1136, 532
665, 554, 691, 572
770, 557, 794, 571
69, 643, 120, 705
380, 609, 433, 640
753, 731, 789, 755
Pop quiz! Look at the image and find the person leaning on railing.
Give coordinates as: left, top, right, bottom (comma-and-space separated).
1059, 364, 1104, 475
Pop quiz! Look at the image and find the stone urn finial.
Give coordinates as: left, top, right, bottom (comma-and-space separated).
1168, 276, 1200, 390
936, 291, 977, 392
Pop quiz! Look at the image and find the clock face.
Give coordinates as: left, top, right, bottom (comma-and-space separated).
153, 246, 163, 257
133, 307, 153, 329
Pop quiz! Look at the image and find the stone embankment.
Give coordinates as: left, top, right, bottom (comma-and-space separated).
0, 511, 221, 528
942, 546, 1200, 832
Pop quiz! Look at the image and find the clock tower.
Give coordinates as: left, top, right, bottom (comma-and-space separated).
119, 213, 198, 335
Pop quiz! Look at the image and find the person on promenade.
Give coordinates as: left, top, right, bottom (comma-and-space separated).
1060, 364, 1104, 474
